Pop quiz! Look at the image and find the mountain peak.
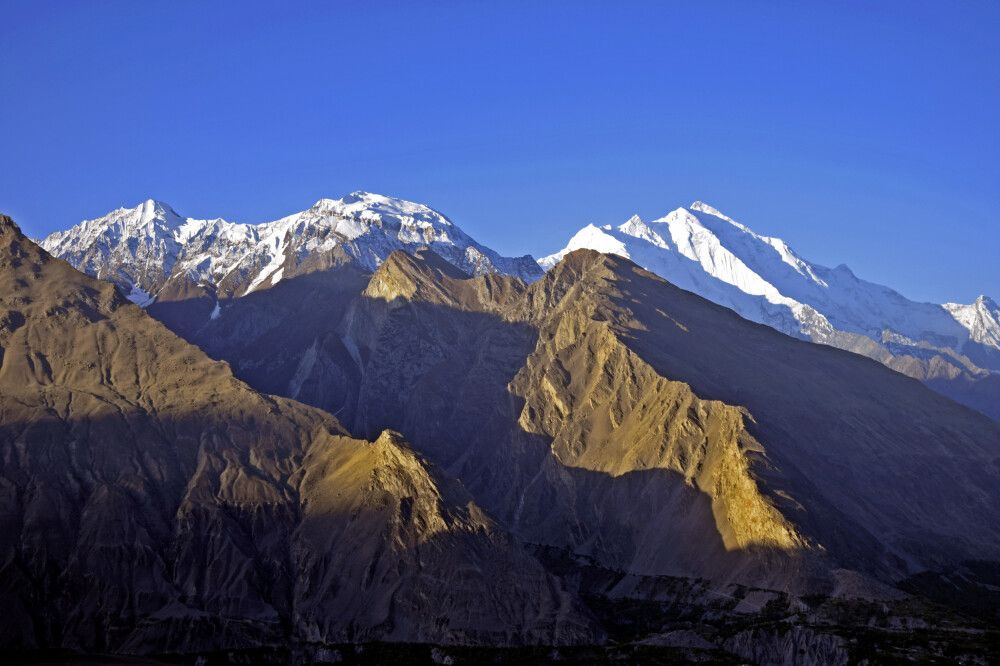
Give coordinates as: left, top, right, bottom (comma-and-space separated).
117, 197, 174, 214
365, 247, 470, 304
0, 213, 18, 237
654, 206, 699, 225
316, 191, 385, 208
688, 200, 729, 219
345, 190, 385, 202
139, 197, 175, 210
976, 294, 997, 309
538, 223, 630, 270
310, 191, 449, 223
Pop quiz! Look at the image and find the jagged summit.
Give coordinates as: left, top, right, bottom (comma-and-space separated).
688, 200, 727, 217
0, 213, 17, 235
40, 192, 543, 304
138, 197, 178, 213
944, 294, 1000, 349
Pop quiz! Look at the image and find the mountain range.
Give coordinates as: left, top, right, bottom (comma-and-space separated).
3, 194, 999, 661
39, 193, 542, 306
40, 195, 1000, 422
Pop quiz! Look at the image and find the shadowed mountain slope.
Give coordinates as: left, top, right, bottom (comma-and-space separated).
0, 214, 594, 652
157, 245, 1000, 593
540, 252, 1000, 574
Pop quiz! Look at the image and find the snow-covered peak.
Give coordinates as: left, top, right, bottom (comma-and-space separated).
138, 198, 180, 221
42, 192, 543, 304
541, 201, 1000, 376
309, 191, 453, 225
39, 198, 189, 292
44, 199, 184, 245
944, 295, 1000, 348
617, 214, 669, 249
538, 224, 630, 270
689, 201, 733, 221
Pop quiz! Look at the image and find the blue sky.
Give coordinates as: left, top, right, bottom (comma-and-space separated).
1, 1, 997, 303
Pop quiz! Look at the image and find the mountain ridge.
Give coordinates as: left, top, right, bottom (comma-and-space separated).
39, 192, 544, 307
38, 194, 1000, 420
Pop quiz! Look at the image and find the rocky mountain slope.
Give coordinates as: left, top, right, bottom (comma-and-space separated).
7, 203, 1000, 662
0, 214, 591, 653
541, 202, 1000, 420
155, 240, 1000, 594
38, 193, 542, 307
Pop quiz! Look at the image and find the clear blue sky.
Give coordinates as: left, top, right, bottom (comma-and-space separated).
1, 1, 997, 303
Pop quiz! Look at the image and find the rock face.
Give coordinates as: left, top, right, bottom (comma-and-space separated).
38, 192, 543, 306
0, 214, 592, 652
722, 627, 850, 666
157, 243, 1000, 592
541, 202, 1000, 421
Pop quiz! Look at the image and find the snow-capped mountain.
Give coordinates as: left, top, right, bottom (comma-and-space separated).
40, 192, 543, 305
944, 295, 1000, 349
541, 201, 1000, 418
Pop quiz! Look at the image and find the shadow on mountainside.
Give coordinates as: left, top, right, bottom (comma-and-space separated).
616, 227, 1000, 422
4, 408, 999, 661
0, 407, 605, 652
604, 260, 1000, 576
129, 256, 1000, 584
137, 267, 823, 585
0, 408, 802, 654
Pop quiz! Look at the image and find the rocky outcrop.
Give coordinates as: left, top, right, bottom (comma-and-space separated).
723, 626, 850, 666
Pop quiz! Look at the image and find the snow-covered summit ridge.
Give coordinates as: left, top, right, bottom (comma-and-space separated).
541, 201, 1000, 372
944, 295, 1000, 348
40, 191, 543, 303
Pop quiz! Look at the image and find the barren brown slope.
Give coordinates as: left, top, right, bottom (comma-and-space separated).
0, 215, 594, 653
159, 247, 528, 424
133, 246, 1000, 591
511, 251, 1000, 579
316, 251, 818, 588
309, 249, 1000, 587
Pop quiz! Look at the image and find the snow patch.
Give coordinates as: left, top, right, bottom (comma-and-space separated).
126, 284, 155, 307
